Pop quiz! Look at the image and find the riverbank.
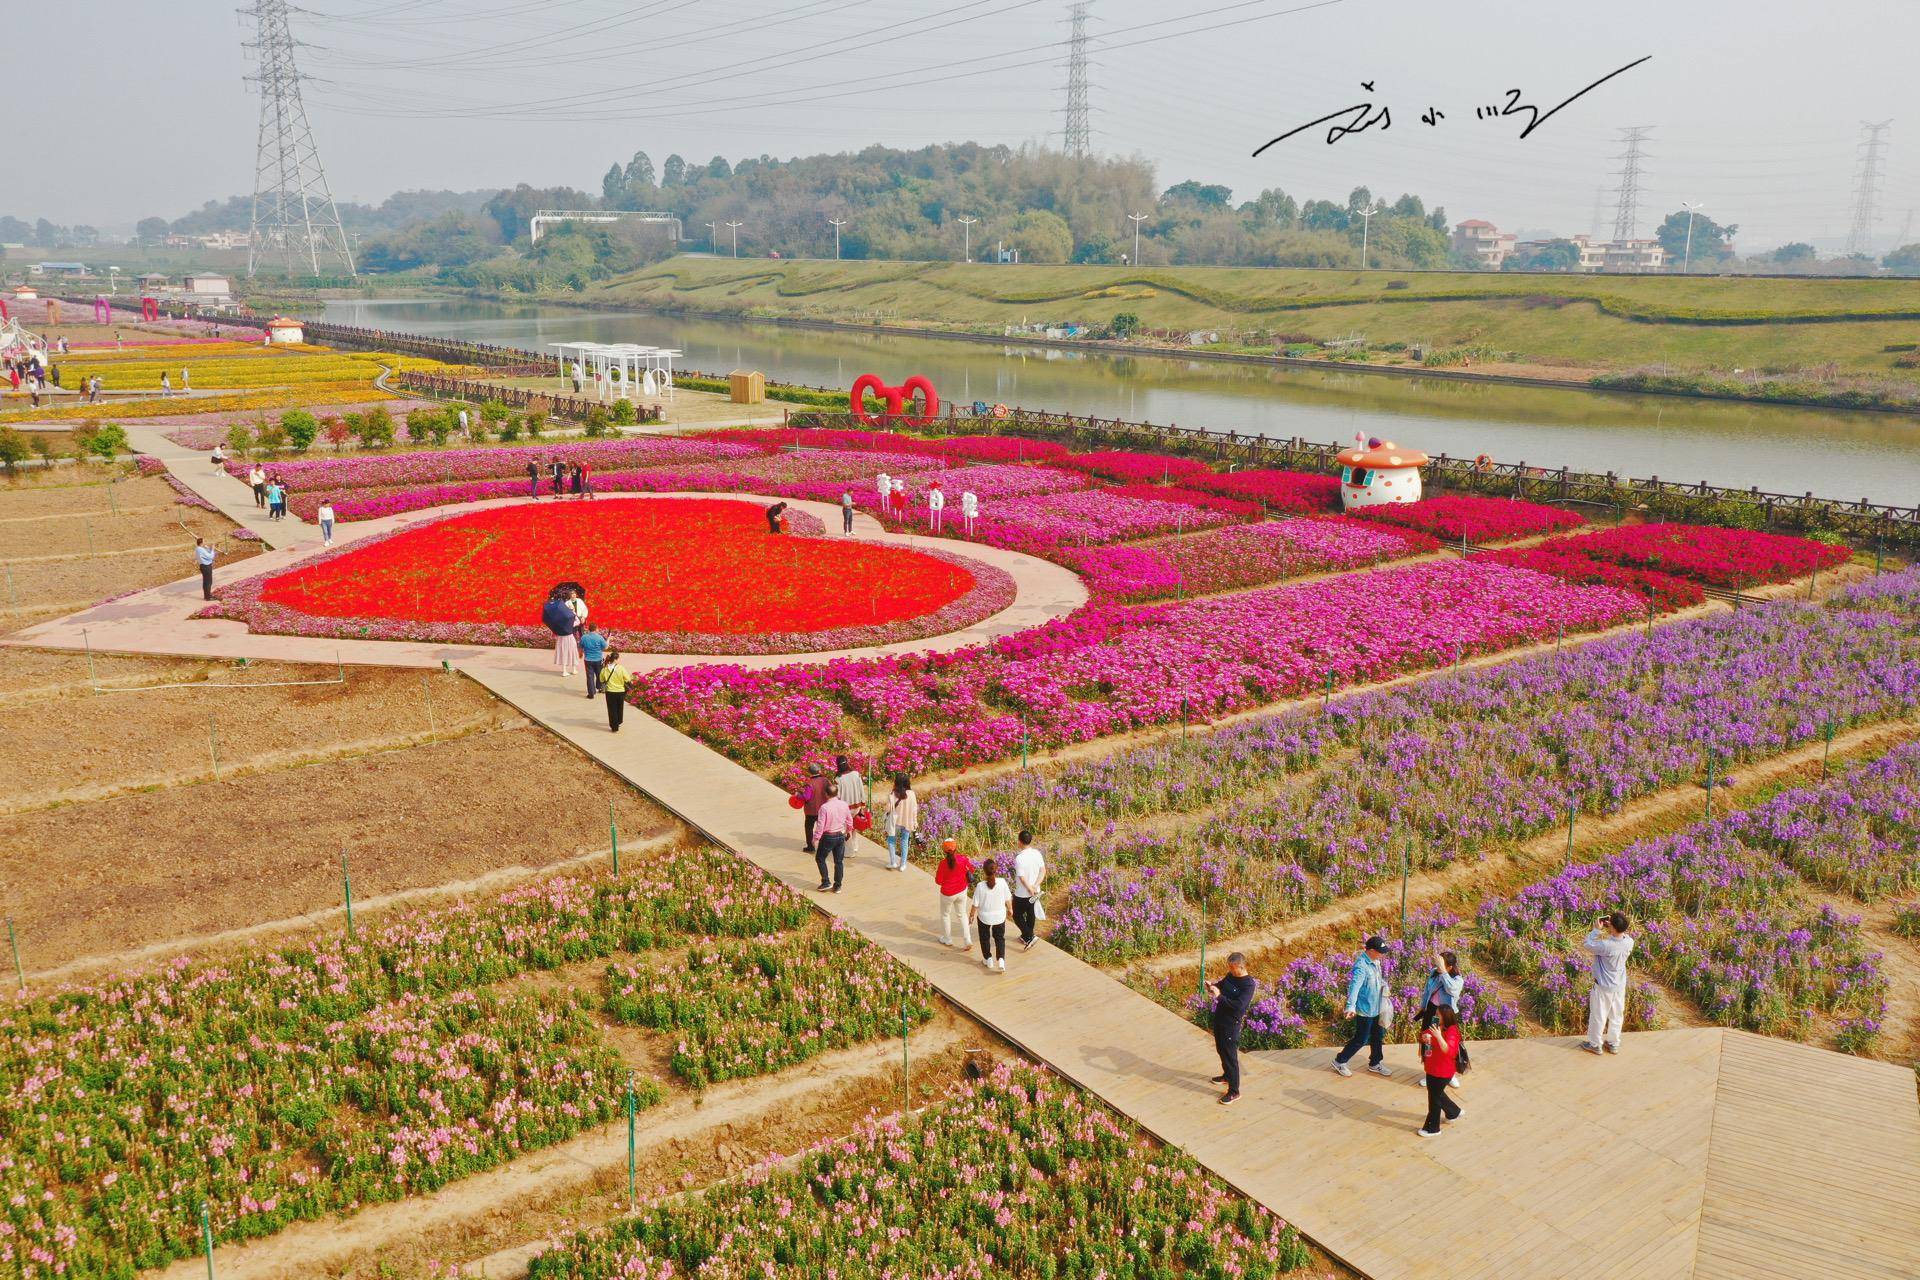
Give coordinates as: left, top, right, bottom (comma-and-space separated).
308, 263, 1920, 415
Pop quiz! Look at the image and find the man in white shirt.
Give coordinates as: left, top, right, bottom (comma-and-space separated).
1581, 911, 1636, 1056
193, 538, 216, 600
1010, 829, 1046, 951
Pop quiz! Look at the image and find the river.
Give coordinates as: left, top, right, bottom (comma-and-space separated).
324, 297, 1920, 505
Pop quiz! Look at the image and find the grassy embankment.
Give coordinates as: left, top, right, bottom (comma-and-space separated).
588, 257, 1920, 398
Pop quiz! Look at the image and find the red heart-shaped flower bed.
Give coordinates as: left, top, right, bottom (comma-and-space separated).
208, 497, 1018, 655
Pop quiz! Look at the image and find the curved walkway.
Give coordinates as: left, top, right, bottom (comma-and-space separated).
7, 441, 1086, 671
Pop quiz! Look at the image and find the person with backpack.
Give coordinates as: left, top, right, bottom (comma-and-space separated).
1418, 946, 1472, 1083
1330, 936, 1392, 1078
526, 459, 540, 498
543, 591, 579, 679
1417, 1007, 1464, 1137
933, 838, 974, 948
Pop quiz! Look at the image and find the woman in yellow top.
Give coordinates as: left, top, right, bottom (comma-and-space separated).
598, 649, 632, 733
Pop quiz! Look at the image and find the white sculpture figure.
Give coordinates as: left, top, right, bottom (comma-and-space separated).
641, 368, 658, 397
961, 490, 979, 536
927, 484, 945, 531
876, 472, 892, 502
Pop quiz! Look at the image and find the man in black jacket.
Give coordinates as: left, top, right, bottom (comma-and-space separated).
1206, 952, 1259, 1106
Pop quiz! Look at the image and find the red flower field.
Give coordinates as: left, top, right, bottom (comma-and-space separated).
230, 498, 1012, 653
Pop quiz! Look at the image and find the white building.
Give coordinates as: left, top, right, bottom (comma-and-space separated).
1451, 219, 1517, 269
182, 272, 233, 297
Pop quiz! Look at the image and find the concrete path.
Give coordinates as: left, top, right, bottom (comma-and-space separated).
468, 663, 1920, 1280
126, 425, 311, 552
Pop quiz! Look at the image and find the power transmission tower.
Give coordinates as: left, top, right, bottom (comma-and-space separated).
243, 0, 355, 278
1061, 2, 1093, 158
1845, 120, 1893, 257
1610, 126, 1653, 242
1589, 186, 1608, 241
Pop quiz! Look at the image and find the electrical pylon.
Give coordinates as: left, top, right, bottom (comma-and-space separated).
243, 0, 355, 278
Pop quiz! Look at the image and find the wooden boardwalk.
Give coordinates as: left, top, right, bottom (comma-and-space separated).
471, 664, 1920, 1280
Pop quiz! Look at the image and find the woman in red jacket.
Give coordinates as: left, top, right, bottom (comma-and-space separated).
1418, 1006, 1464, 1137
933, 838, 974, 949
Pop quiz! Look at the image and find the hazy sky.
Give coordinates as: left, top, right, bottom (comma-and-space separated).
15, 0, 1920, 252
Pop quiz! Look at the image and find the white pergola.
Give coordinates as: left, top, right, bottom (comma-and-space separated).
548, 341, 681, 402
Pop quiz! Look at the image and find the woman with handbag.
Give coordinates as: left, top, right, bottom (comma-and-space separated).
598, 650, 631, 733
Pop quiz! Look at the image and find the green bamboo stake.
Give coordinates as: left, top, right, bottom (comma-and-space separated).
1020, 729, 1029, 771
900, 994, 910, 1112
7, 917, 22, 991
4, 564, 15, 612
83, 627, 97, 687
341, 848, 355, 940
200, 1201, 215, 1279
85, 518, 96, 558
1821, 719, 1836, 779
420, 675, 437, 738
1398, 837, 1410, 936
625, 1071, 637, 1211
1704, 754, 1717, 820
1566, 803, 1578, 863
207, 713, 220, 781
1322, 669, 1334, 713
610, 800, 620, 876
1197, 883, 1208, 999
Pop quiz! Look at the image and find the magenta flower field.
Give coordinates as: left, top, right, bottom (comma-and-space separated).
1070, 516, 1438, 601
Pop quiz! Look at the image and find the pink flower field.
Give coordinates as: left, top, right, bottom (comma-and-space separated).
632, 558, 1646, 774
1069, 516, 1440, 601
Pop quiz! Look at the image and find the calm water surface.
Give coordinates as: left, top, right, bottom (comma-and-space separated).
326, 297, 1920, 505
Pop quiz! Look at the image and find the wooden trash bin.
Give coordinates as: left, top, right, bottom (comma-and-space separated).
728, 370, 765, 404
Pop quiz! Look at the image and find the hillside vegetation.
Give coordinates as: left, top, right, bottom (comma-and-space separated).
592, 257, 1920, 386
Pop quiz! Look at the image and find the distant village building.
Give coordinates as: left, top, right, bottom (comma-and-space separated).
181, 272, 233, 298
1569, 235, 1667, 273
1451, 219, 1517, 269
30, 262, 89, 277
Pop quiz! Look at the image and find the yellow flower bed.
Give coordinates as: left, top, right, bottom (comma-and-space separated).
0, 386, 397, 422
66, 341, 267, 362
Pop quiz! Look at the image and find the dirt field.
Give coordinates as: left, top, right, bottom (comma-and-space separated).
0, 652, 679, 973
0, 471, 259, 627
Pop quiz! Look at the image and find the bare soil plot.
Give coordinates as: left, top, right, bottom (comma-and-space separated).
0, 657, 677, 972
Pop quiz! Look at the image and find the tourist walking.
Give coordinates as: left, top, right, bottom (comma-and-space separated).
250, 464, 267, 509
813, 790, 854, 893
569, 463, 583, 498
458, 408, 470, 439
578, 462, 593, 499
598, 649, 631, 732
1581, 912, 1635, 1056
317, 499, 335, 547
527, 459, 541, 498
180, 367, 190, 393
567, 588, 589, 642
881, 773, 918, 871
571, 361, 584, 395
841, 490, 855, 534
160, 371, 171, 397
971, 860, 1013, 971
549, 458, 566, 499
1330, 936, 1392, 1077
799, 764, 830, 853
834, 756, 867, 809
193, 537, 216, 601
265, 479, 286, 521
1206, 952, 1259, 1105
1417, 1008, 1464, 1137
211, 443, 225, 469
1418, 946, 1471, 1082
934, 838, 974, 947
1011, 830, 1046, 951
544, 591, 579, 678
579, 622, 607, 699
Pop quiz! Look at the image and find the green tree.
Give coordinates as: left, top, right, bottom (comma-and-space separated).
1655, 209, 1738, 266
226, 423, 256, 458
661, 153, 687, 186
0, 427, 29, 473
353, 406, 396, 449
1504, 239, 1582, 272
602, 163, 627, 204
1005, 209, 1073, 263
281, 409, 319, 452
254, 421, 289, 454
1774, 242, 1817, 264
609, 399, 637, 426
1073, 232, 1122, 265
87, 424, 129, 461
624, 151, 655, 188
1882, 243, 1920, 276
1110, 311, 1143, 338
1162, 180, 1233, 209
135, 215, 170, 244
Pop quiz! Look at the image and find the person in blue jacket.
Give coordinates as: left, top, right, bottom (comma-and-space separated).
1330, 936, 1393, 1078
579, 622, 607, 700
542, 591, 578, 678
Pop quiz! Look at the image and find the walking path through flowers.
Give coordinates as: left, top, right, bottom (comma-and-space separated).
469, 661, 1920, 1280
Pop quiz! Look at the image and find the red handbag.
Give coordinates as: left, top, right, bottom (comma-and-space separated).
788, 793, 805, 810
851, 808, 873, 832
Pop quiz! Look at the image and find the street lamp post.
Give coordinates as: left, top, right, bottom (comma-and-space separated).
1357, 204, 1383, 269
1127, 211, 1147, 266
1680, 201, 1705, 273
957, 216, 977, 262
725, 221, 743, 257
827, 217, 847, 260
704, 221, 717, 254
